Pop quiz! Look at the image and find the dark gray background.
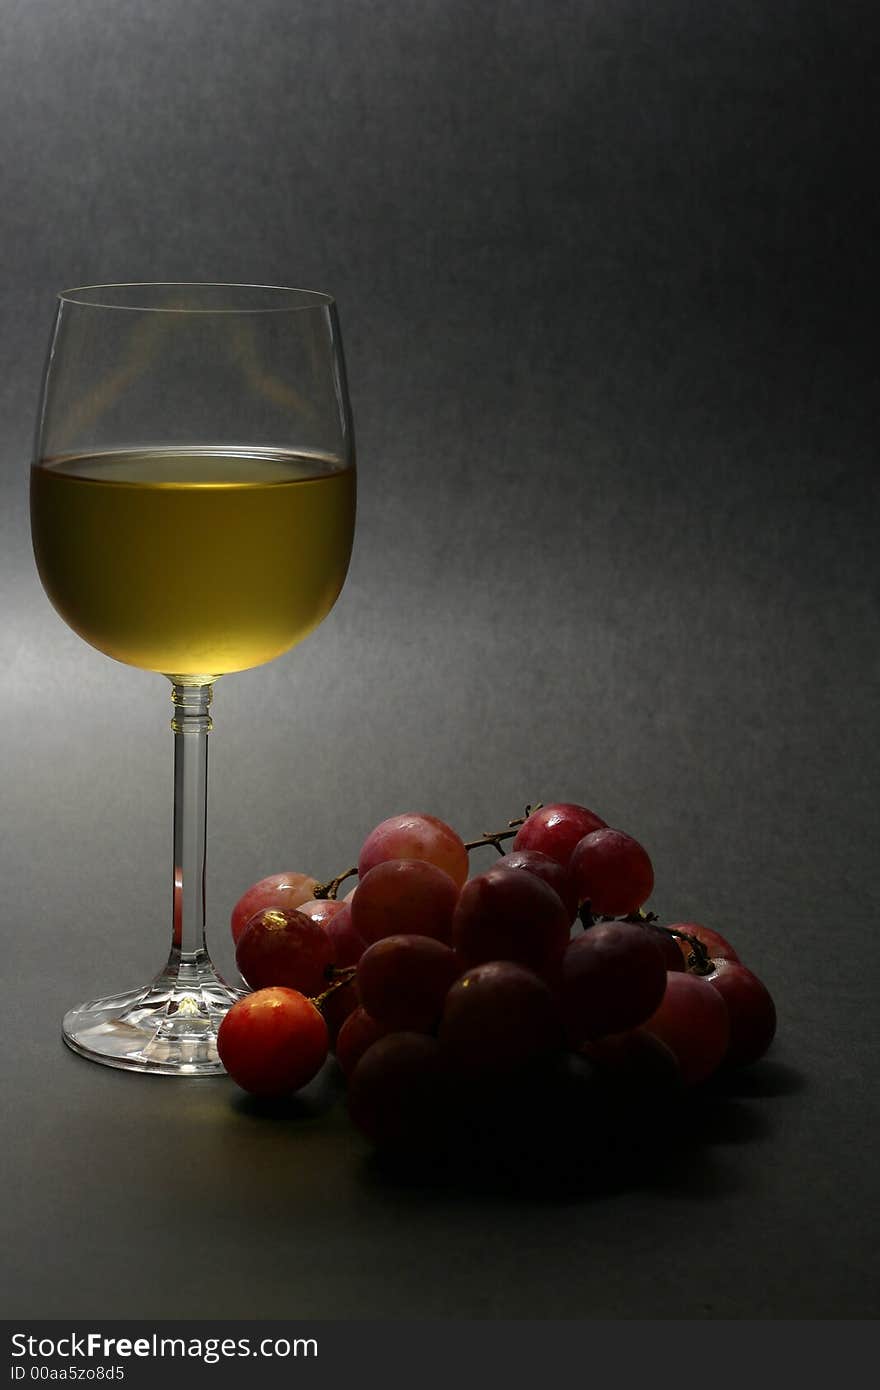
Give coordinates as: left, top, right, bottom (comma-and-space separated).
1, 0, 877, 1318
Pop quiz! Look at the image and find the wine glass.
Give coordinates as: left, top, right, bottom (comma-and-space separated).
30, 283, 356, 1075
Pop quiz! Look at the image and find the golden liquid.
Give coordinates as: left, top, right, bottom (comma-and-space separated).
31, 448, 356, 676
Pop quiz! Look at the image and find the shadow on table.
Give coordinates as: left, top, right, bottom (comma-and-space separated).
230, 1051, 805, 1206
707, 1059, 805, 1100
357, 1055, 806, 1205
231, 1061, 346, 1125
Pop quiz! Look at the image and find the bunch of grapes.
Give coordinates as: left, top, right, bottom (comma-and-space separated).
217, 803, 777, 1155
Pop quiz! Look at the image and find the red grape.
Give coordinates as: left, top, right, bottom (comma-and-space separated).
452, 864, 570, 975
320, 978, 360, 1047
320, 901, 367, 966
357, 935, 461, 1031
565, 1038, 683, 1168
217, 987, 328, 1096
512, 802, 606, 866
230, 871, 318, 945
568, 827, 654, 915
643, 972, 730, 1085
500, 849, 579, 920
348, 1032, 451, 1148
671, 921, 740, 967
560, 922, 667, 1044
581, 1029, 681, 1091
236, 906, 335, 995
351, 859, 459, 945
704, 958, 776, 1066
296, 897, 348, 929
440, 961, 561, 1072
358, 812, 469, 887
335, 1007, 391, 1077
651, 927, 686, 973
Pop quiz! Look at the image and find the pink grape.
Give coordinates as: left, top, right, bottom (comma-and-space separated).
357, 935, 461, 1031
358, 812, 469, 887
320, 901, 367, 966
335, 1007, 391, 1077
643, 972, 730, 1085
452, 863, 570, 975
704, 958, 777, 1066
230, 871, 318, 946
351, 859, 459, 945
512, 802, 606, 866
500, 849, 579, 920
348, 1033, 451, 1148
296, 897, 347, 929
236, 906, 335, 996
671, 921, 740, 967
440, 961, 560, 1073
560, 922, 667, 1044
568, 827, 654, 915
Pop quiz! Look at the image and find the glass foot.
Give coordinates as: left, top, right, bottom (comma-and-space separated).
62, 955, 246, 1075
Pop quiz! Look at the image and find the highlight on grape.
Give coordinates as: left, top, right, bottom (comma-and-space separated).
219, 803, 777, 1147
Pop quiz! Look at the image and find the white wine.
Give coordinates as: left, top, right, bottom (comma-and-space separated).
31, 448, 356, 676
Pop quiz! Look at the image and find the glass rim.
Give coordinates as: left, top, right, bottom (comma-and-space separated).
56, 282, 336, 314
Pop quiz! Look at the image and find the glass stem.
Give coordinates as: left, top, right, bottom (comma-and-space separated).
169, 681, 213, 966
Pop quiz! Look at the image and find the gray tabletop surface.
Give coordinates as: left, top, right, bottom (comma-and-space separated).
1, 0, 877, 1319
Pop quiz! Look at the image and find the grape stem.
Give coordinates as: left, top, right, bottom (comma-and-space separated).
677, 938, 714, 974
463, 804, 543, 856
624, 912, 713, 974
313, 806, 543, 897
312, 964, 358, 1008
313, 866, 358, 901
